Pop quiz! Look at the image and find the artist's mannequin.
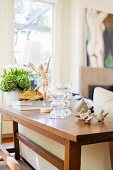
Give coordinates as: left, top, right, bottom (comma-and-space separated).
29, 57, 51, 101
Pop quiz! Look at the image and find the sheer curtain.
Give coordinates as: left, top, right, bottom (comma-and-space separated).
0, 0, 14, 69
0, 0, 14, 101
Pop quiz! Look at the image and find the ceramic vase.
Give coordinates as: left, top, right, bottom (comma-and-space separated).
3, 90, 20, 105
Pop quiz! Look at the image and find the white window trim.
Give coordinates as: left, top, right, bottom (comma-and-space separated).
30, 0, 59, 4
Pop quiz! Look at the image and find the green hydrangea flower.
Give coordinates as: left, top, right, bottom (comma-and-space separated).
0, 65, 31, 92
17, 75, 31, 91
0, 75, 17, 92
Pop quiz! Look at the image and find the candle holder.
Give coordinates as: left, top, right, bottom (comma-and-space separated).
49, 82, 72, 119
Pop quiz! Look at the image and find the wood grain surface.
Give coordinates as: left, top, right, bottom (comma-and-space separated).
1, 104, 113, 144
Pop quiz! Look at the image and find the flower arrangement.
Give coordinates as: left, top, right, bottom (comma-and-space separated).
0, 65, 31, 92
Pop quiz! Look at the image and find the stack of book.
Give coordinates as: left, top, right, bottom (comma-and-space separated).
12, 100, 51, 111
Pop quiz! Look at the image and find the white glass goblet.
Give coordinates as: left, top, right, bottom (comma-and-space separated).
49, 89, 66, 119
48, 82, 72, 119
55, 82, 72, 117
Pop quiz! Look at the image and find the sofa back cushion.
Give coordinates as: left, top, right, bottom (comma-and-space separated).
93, 87, 113, 117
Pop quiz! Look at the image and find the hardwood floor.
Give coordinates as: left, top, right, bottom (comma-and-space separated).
0, 137, 33, 170
0, 160, 33, 170
0, 161, 10, 170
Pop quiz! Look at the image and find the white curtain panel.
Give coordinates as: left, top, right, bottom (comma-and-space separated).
0, 0, 14, 71
0, 0, 14, 101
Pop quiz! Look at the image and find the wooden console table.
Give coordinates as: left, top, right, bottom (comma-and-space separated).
0, 104, 113, 170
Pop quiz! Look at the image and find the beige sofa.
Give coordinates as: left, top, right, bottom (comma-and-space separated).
2, 87, 112, 170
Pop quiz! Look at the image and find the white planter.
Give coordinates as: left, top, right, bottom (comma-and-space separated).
3, 90, 20, 105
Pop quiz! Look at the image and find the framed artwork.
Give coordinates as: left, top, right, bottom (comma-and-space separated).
85, 9, 113, 68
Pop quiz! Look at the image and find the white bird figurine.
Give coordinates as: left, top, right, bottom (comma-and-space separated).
75, 109, 92, 124
81, 110, 92, 124
93, 110, 108, 122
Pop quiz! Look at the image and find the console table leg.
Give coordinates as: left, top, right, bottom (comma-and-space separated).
64, 141, 81, 170
13, 121, 20, 160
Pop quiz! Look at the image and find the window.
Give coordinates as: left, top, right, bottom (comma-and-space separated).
14, 0, 53, 87
14, 0, 53, 65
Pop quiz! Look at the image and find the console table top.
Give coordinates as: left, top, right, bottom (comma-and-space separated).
0, 104, 113, 144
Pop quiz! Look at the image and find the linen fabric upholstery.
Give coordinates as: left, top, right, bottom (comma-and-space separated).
94, 87, 113, 117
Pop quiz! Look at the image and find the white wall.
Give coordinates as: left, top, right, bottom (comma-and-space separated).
53, 0, 82, 92
70, 0, 86, 92
54, 0, 85, 92
53, 0, 71, 83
